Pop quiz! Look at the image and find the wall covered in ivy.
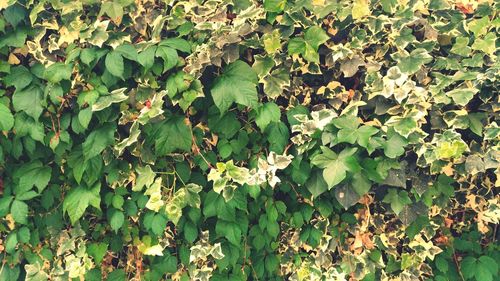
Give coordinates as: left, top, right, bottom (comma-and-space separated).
0, 0, 499, 280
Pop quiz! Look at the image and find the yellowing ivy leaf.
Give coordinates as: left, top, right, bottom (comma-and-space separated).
352, 0, 371, 20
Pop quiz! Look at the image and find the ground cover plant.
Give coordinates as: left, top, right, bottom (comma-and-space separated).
0, 0, 499, 280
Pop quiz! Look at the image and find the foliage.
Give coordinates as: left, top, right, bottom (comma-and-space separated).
0, 0, 499, 280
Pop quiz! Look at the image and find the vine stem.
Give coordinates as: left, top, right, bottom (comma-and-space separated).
452, 246, 466, 281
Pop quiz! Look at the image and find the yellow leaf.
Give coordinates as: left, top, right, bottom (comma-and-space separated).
352, 0, 370, 20
8, 53, 20, 65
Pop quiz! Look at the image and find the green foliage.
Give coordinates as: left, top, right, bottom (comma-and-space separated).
0, 0, 498, 280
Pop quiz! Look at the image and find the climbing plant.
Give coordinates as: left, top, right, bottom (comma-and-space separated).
0, 0, 499, 280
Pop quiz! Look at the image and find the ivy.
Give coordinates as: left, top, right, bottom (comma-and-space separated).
0, 1, 498, 281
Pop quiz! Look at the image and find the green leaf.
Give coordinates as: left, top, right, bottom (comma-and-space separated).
110, 210, 125, 232
461, 257, 476, 279
211, 60, 258, 113
183, 220, 198, 243
13, 85, 44, 119
446, 88, 478, 106
82, 124, 116, 160
133, 165, 156, 192
383, 189, 412, 215
478, 256, 498, 276
450, 37, 471, 57
138, 46, 157, 70
5, 232, 18, 254
92, 87, 128, 111
152, 115, 192, 155
471, 32, 496, 55
264, 0, 286, 12
11, 199, 28, 224
265, 121, 289, 153
311, 147, 360, 188
351, 173, 371, 196
14, 161, 51, 194
115, 44, 138, 61
155, 45, 178, 72
352, 0, 371, 20
216, 220, 241, 245
383, 132, 407, 158
304, 26, 329, 50
107, 269, 126, 281
334, 184, 361, 210
4, 66, 32, 90
0, 103, 14, 131
255, 102, 281, 131
105, 51, 124, 79
43, 63, 72, 83
395, 48, 433, 74
78, 107, 93, 129
306, 171, 329, 198
467, 16, 490, 37
14, 113, 45, 142
100, 1, 124, 25
288, 38, 306, 55
87, 243, 108, 264
63, 184, 101, 224
159, 38, 191, 53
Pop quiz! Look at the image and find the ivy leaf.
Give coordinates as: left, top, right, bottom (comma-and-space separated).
288, 38, 306, 55
255, 102, 281, 131
352, 0, 371, 20
311, 147, 360, 189
105, 51, 124, 79
0, 103, 14, 131
262, 68, 290, 98
334, 184, 361, 210
82, 124, 116, 160
100, 1, 124, 25
351, 173, 371, 196
450, 37, 471, 57
211, 60, 258, 114
471, 32, 496, 55
151, 115, 192, 155
395, 48, 433, 74
446, 88, 478, 106
13, 85, 44, 119
306, 171, 329, 198
133, 165, 156, 192
304, 26, 329, 50
264, 0, 286, 12
265, 121, 289, 154
467, 16, 490, 37
87, 243, 108, 264
63, 184, 101, 224
92, 88, 128, 111
383, 189, 412, 215
383, 131, 407, 158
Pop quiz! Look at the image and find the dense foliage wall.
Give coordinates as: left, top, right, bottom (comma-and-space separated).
0, 0, 499, 280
